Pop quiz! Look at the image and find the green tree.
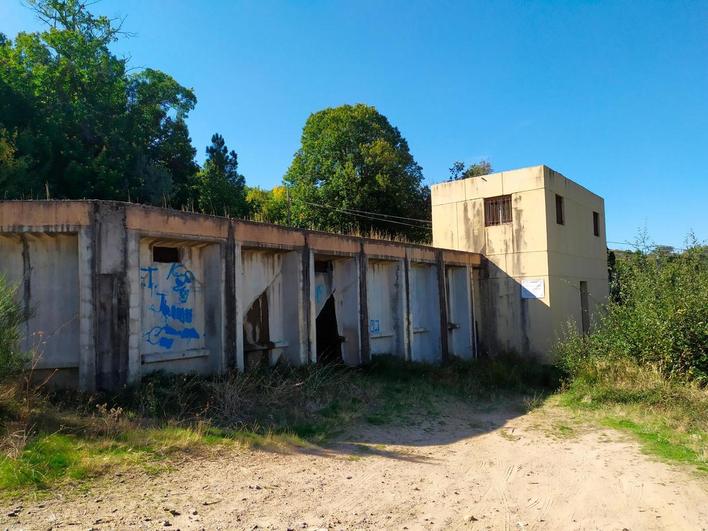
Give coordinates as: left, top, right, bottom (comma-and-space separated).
0, 0, 197, 204
194, 134, 249, 217
284, 104, 430, 240
449, 160, 492, 180
246, 185, 289, 224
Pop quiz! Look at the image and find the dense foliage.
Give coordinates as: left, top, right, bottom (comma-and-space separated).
0, 0, 198, 204
245, 185, 288, 224
284, 104, 431, 240
557, 237, 708, 384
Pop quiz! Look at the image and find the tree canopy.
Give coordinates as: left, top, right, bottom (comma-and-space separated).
449, 160, 492, 180
284, 104, 431, 240
194, 133, 249, 217
0, 0, 197, 204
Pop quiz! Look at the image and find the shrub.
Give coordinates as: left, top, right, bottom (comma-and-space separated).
0, 276, 26, 379
556, 236, 708, 384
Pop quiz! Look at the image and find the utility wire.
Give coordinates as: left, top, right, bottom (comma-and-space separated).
302, 200, 432, 230
327, 205, 432, 224
607, 240, 692, 252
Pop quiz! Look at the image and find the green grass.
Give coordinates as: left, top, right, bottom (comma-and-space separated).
601, 418, 705, 470
558, 359, 707, 473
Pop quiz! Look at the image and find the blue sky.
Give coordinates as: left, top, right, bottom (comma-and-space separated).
2, 0, 706, 248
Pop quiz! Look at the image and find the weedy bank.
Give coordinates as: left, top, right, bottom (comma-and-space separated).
554, 237, 707, 471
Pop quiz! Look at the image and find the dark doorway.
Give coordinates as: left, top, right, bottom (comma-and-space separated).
243, 291, 272, 369
316, 294, 342, 364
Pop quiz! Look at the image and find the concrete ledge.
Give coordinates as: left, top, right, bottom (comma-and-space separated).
127, 206, 229, 240
0, 201, 91, 231
141, 348, 210, 364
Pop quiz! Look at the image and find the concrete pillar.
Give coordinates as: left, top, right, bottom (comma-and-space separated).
302, 240, 316, 364
403, 254, 412, 362
202, 243, 226, 373
126, 231, 141, 383
224, 224, 237, 370
92, 202, 130, 391
469, 266, 479, 358
436, 251, 450, 363
78, 226, 96, 392
234, 242, 245, 372
358, 243, 370, 363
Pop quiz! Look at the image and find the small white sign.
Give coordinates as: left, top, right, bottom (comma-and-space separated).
521, 278, 545, 299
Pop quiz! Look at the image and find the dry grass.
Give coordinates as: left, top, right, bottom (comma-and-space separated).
0, 355, 559, 497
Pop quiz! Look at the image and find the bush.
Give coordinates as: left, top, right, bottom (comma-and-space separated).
0, 276, 26, 379
556, 236, 708, 384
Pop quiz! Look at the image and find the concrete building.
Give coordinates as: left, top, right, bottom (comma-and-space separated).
0, 200, 479, 390
0, 165, 607, 389
432, 165, 608, 358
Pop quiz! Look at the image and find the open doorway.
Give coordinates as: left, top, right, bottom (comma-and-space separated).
316, 294, 342, 363
314, 260, 343, 364
243, 291, 273, 369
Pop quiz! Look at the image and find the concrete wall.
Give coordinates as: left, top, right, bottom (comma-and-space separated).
0, 200, 481, 389
446, 266, 475, 360
136, 238, 224, 376
408, 263, 442, 363
0, 233, 81, 386
543, 168, 609, 339
240, 249, 305, 367
432, 165, 608, 359
367, 259, 406, 357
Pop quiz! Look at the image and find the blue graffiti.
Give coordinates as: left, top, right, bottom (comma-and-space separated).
142, 262, 200, 350
167, 263, 194, 303
140, 266, 158, 289
149, 292, 193, 323
145, 324, 201, 349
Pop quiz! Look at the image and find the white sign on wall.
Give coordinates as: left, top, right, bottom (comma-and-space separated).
521, 278, 545, 299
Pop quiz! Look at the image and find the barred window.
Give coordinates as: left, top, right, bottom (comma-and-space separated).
484, 195, 512, 226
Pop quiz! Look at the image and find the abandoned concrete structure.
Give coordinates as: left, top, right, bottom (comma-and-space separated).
0, 164, 607, 390
432, 165, 608, 358
0, 200, 480, 389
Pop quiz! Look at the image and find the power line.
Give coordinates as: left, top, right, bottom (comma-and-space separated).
302, 200, 432, 230
607, 240, 692, 252
329, 205, 432, 224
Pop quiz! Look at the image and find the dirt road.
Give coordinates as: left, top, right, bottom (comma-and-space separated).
2, 400, 706, 530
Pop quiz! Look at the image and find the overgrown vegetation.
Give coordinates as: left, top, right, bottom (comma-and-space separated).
558, 235, 707, 383
555, 236, 707, 471
0, 276, 26, 378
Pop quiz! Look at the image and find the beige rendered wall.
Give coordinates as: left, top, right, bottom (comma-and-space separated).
432, 165, 608, 358
543, 167, 608, 343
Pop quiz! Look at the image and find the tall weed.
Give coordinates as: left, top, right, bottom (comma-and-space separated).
0, 276, 26, 379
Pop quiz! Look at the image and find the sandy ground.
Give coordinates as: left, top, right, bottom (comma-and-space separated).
2, 400, 706, 531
